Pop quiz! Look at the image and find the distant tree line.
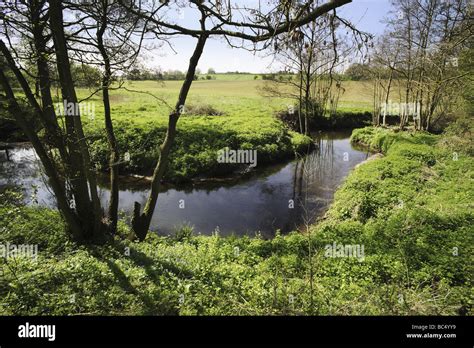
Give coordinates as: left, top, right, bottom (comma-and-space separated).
127, 67, 197, 81
126, 66, 228, 81
368, 0, 472, 131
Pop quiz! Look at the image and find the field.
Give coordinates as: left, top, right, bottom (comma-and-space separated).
73, 77, 373, 180
79, 77, 374, 120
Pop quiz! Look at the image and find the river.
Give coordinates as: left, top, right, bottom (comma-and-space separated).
0, 131, 369, 238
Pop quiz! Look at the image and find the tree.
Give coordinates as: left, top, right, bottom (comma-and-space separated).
345, 63, 371, 81
369, 33, 400, 126
70, 0, 146, 234
1, 0, 101, 240
0, 0, 147, 240
71, 64, 102, 88
1, 0, 353, 243
262, 5, 370, 134
372, 0, 473, 130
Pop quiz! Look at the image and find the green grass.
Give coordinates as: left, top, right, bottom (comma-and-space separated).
72, 78, 373, 180
0, 76, 377, 179
76, 79, 312, 180
71, 78, 372, 180
1, 125, 472, 315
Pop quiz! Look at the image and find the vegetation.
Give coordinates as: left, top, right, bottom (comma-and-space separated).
367, 0, 472, 130
0, 0, 471, 320
262, 8, 370, 135
1, 126, 471, 315
81, 79, 372, 180
344, 63, 373, 81
87, 112, 309, 182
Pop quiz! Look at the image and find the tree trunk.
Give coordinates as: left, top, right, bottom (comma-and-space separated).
384, 69, 394, 127
97, 7, 120, 234
132, 34, 208, 241
0, 68, 84, 240
49, 0, 103, 239
30, 2, 72, 179
298, 65, 304, 134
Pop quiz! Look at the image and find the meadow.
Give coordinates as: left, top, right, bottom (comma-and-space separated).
74, 76, 373, 181
79, 76, 375, 120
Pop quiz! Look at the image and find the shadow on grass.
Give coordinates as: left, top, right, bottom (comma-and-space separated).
89, 241, 189, 315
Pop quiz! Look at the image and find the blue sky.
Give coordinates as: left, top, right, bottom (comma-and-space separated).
144, 0, 392, 73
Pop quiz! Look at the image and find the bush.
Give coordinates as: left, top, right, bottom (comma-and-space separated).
184, 104, 224, 116
438, 116, 474, 156
173, 223, 194, 242
277, 106, 371, 131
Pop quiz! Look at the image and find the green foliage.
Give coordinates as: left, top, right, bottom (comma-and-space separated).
289, 131, 312, 151
344, 63, 372, 81
87, 112, 307, 181
277, 106, 372, 131
0, 192, 71, 255
437, 116, 474, 156
184, 104, 224, 116
317, 111, 372, 129
173, 223, 194, 242
79, 78, 321, 181
1, 128, 471, 315
459, 45, 474, 115
71, 64, 101, 88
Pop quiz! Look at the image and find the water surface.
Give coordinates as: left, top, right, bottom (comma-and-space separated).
0, 131, 369, 237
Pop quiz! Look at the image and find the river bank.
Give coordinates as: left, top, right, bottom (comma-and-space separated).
0, 126, 472, 315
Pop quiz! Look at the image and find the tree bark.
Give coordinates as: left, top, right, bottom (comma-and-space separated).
0, 68, 84, 240
49, 0, 103, 239
30, 1, 72, 176
132, 34, 208, 241
97, 4, 120, 234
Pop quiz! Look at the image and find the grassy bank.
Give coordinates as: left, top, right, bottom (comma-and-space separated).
1, 125, 471, 315
80, 79, 370, 181
87, 115, 312, 181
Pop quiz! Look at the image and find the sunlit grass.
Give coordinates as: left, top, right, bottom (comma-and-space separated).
77, 78, 374, 129
72, 77, 373, 180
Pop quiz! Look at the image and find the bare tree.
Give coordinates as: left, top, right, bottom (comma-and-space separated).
370, 34, 400, 127
262, 4, 370, 134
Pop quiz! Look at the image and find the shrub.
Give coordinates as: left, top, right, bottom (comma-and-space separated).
184, 104, 224, 116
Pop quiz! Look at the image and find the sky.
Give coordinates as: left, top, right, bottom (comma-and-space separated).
143, 0, 393, 74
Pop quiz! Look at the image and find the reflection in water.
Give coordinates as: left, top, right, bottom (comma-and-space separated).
0, 132, 369, 237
